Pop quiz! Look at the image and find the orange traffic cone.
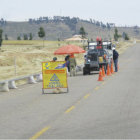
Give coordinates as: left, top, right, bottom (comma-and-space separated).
111, 60, 114, 74
98, 68, 104, 81
102, 65, 106, 77
107, 64, 111, 76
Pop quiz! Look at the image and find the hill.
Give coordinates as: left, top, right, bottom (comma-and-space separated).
0, 17, 140, 40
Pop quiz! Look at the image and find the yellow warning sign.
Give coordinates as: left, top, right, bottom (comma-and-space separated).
99, 56, 103, 63
42, 61, 68, 89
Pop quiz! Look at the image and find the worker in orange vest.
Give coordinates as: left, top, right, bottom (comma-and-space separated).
69, 54, 77, 76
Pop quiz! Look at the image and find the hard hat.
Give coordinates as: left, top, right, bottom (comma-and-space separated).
70, 54, 74, 58
96, 37, 102, 41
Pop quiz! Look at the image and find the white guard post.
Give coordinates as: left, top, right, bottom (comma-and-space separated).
0, 82, 9, 92
8, 81, 17, 89
36, 74, 42, 82
28, 76, 37, 84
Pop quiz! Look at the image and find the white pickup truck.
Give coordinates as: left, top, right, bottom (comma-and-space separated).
102, 41, 113, 65
87, 41, 113, 61
83, 41, 113, 75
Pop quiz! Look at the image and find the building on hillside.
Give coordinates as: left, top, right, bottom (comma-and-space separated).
65, 35, 88, 43
109, 23, 115, 27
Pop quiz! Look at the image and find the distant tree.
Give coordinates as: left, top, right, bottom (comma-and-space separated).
0, 18, 6, 26
92, 19, 96, 24
38, 27, 45, 47
122, 32, 129, 40
63, 17, 77, 31
17, 36, 21, 40
122, 32, 125, 39
0, 29, 3, 49
89, 18, 93, 23
29, 19, 33, 24
114, 28, 120, 41
79, 27, 86, 38
29, 33, 33, 40
96, 21, 100, 26
38, 27, 45, 39
124, 33, 129, 40
134, 29, 139, 35
43, 17, 49, 23
24, 34, 28, 40
106, 23, 111, 29
91, 38, 93, 42
100, 22, 106, 28
5, 34, 8, 40
133, 25, 139, 29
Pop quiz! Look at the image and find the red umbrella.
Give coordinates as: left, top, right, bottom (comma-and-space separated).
54, 45, 85, 55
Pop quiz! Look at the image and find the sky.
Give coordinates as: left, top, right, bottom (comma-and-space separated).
0, 0, 140, 26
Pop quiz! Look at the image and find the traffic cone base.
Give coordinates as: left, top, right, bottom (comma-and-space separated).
102, 66, 106, 77
98, 69, 104, 81
107, 64, 111, 76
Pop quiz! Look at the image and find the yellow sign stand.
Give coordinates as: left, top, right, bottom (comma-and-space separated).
42, 61, 68, 93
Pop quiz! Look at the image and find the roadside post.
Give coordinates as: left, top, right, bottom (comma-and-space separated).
14, 57, 17, 76
42, 61, 68, 94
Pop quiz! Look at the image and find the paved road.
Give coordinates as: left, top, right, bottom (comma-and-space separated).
0, 43, 140, 139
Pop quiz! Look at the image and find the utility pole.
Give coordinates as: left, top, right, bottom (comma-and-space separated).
14, 57, 17, 76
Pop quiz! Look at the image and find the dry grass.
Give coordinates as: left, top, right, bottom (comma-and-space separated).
0, 40, 135, 81
115, 40, 134, 54
0, 40, 85, 80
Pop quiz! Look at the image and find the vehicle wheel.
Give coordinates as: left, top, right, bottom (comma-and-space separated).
83, 67, 87, 75
88, 70, 91, 75
83, 71, 86, 75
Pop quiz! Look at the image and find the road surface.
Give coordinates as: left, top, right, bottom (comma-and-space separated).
0, 43, 140, 139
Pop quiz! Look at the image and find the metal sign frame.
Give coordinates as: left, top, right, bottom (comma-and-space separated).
42, 61, 69, 94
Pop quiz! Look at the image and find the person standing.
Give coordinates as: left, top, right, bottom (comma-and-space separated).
52, 57, 57, 62
69, 54, 77, 76
113, 47, 119, 72
65, 55, 70, 72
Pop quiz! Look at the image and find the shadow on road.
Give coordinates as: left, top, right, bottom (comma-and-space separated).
75, 72, 99, 77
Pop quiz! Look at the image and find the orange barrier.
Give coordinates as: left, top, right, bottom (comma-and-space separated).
98, 68, 104, 81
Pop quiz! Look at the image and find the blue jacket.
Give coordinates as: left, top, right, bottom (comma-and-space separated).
113, 50, 119, 60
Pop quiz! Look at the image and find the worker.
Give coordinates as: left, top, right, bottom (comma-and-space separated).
84, 52, 87, 64
96, 37, 102, 49
52, 57, 57, 62
112, 47, 119, 72
69, 54, 77, 76
65, 55, 70, 72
